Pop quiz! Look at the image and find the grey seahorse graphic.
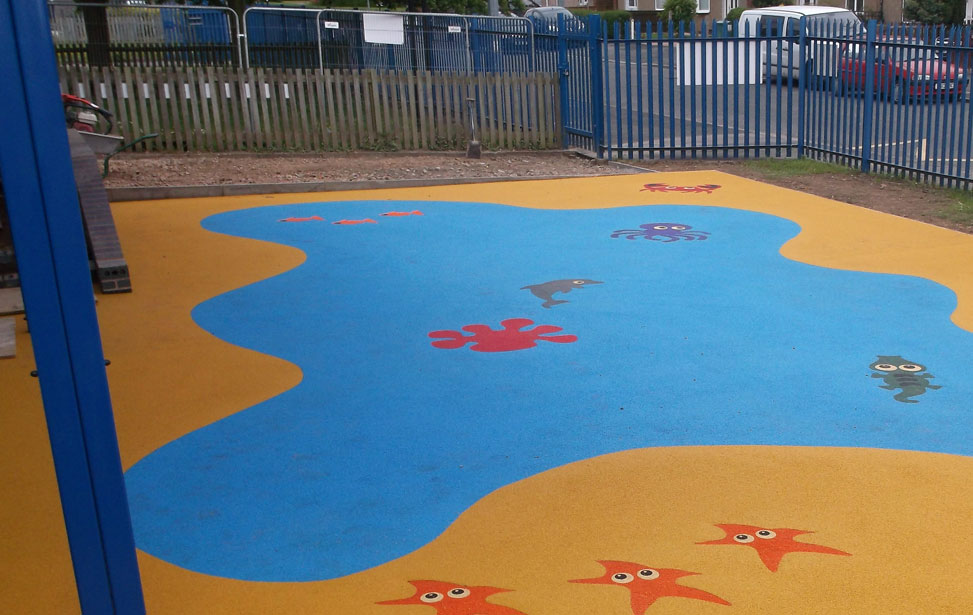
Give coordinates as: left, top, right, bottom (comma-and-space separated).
869, 355, 942, 403
521, 278, 603, 308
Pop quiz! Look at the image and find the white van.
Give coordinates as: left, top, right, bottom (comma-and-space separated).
738, 6, 864, 82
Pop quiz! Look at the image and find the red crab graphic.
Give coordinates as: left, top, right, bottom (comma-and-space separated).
640, 183, 721, 194
429, 318, 577, 352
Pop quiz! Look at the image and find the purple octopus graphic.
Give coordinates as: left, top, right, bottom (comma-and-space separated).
611, 223, 710, 242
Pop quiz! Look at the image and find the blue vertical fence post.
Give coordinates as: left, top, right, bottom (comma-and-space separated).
589, 14, 604, 157
0, 1, 146, 614
556, 14, 570, 147
860, 19, 878, 174
797, 16, 807, 160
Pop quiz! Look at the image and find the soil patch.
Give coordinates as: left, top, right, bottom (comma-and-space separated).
103, 151, 972, 235
630, 158, 973, 235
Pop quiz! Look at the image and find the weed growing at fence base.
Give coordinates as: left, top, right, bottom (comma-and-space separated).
744, 158, 855, 178
360, 133, 400, 152
940, 190, 973, 226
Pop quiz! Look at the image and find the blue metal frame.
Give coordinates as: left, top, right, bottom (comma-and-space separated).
0, 1, 145, 614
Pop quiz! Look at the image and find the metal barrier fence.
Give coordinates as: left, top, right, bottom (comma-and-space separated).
244, 7, 533, 72
49, 1, 241, 67
50, 3, 533, 73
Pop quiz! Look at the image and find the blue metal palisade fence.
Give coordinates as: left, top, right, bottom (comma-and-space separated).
594, 17, 973, 188
599, 18, 820, 161
803, 20, 973, 186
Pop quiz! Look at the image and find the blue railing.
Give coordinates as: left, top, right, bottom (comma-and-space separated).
803, 21, 973, 186
590, 18, 973, 188
597, 19, 814, 160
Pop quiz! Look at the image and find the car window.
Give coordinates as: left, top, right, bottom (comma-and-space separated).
758, 16, 784, 37
806, 11, 864, 36
785, 17, 801, 37
526, 7, 576, 21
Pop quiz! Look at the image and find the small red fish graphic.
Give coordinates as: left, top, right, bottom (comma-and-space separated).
380, 210, 424, 217
278, 215, 325, 222
332, 219, 377, 225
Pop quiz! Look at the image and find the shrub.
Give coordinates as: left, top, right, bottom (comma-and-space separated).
726, 6, 745, 21
904, 0, 967, 23
569, 8, 595, 18
601, 9, 633, 32
661, 0, 697, 26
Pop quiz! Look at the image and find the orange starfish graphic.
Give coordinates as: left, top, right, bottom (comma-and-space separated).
570, 560, 729, 613
377, 580, 527, 615
697, 524, 851, 572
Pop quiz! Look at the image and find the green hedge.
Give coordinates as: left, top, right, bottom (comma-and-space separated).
569, 8, 632, 32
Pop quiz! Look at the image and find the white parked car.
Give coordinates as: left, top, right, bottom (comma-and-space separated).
524, 6, 579, 24
737, 6, 864, 82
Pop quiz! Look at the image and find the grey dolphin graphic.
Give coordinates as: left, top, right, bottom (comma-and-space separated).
521, 278, 603, 308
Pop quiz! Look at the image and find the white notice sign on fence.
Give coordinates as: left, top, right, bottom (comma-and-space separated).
363, 13, 404, 45
324, 21, 339, 29
448, 25, 462, 34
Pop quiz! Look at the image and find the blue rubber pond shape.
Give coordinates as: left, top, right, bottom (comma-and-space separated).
125, 201, 973, 582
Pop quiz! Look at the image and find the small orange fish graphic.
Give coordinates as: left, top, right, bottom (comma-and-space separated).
278, 215, 325, 222
332, 219, 377, 225
380, 210, 424, 217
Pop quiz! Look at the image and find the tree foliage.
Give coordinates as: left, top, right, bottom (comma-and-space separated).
660, 0, 697, 25
903, 0, 967, 23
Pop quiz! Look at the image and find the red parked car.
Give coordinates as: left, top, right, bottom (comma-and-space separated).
836, 40, 967, 102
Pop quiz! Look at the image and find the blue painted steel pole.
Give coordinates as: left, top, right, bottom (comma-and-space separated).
588, 14, 605, 158
556, 13, 569, 148
0, 1, 146, 614
860, 20, 877, 174
797, 17, 806, 159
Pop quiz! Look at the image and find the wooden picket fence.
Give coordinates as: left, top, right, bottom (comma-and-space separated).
57, 65, 561, 153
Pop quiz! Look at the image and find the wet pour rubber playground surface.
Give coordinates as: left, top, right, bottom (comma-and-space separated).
5, 172, 973, 614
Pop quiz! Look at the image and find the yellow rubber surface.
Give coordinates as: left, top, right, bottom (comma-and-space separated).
2, 172, 972, 614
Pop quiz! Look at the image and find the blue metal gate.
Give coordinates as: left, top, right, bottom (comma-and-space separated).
552, 15, 603, 152
598, 19, 802, 161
